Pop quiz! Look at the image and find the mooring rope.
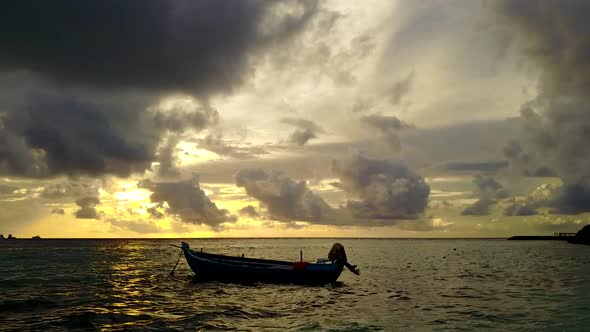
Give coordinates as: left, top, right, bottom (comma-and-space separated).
170, 248, 183, 276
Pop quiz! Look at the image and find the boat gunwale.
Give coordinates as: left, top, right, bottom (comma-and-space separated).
184, 248, 337, 269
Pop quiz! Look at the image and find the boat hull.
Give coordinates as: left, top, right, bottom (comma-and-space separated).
183, 248, 344, 285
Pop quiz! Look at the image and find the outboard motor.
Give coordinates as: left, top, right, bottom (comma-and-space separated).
328, 243, 360, 275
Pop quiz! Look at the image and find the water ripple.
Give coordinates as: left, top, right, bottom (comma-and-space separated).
1, 239, 589, 331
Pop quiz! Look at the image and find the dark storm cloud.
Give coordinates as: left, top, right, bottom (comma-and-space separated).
0, 0, 319, 95
147, 206, 165, 219
239, 205, 260, 218
0, 93, 221, 178
531, 167, 557, 177
0, 1, 319, 178
503, 138, 556, 177
74, 196, 101, 219
503, 200, 538, 216
0, 131, 40, 177
156, 136, 180, 178
502, 183, 560, 217
472, 176, 509, 200
554, 183, 590, 215
41, 181, 100, 200
361, 114, 414, 152
51, 208, 65, 215
461, 175, 508, 216
153, 105, 220, 132
281, 118, 325, 145
332, 156, 430, 220
235, 168, 335, 222
288, 129, 318, 146
195, 135, 268, 159
461, 198, 494, 216
503, 139, 529, 173
495, 0, 590, 213
2, 94, 155, 178
400, 119, 520, 170
233, 157, 432, 225
138, 176, 235, 228
182, 119, 523, 184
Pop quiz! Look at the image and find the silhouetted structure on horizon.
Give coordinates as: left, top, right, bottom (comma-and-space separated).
568, 225, 590, 245
553, 232, 576, 237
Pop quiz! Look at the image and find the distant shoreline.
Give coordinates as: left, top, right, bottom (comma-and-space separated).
507, 235, 571, 241
1, 237, 511, 241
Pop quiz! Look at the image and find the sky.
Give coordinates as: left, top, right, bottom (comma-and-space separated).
1, 0, 589, 238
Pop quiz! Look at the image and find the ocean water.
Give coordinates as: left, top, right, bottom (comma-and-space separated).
1, 239, 589, 331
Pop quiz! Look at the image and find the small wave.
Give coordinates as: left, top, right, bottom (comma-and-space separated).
0, 298, 58, 313
190, 305, 282, 321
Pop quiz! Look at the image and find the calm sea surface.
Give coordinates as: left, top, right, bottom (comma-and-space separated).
1, 239, 589, 331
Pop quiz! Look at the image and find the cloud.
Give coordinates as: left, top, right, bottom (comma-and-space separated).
495, 0, 590, 213
50, 208, 65, 215
181, 119, 523, 184
351, 98, 373, 113
398, 218, 453, 232
387, 71, 414, 106
399, 119, 520, 170
287, 129, 318, 146
503, 138, 556, 177
0, 87, 226, 179
0, 184, 18, 195
502, 183, 560, 216
332, 155, 430, 219
195, 135, 268, 159
503, 139, 530, 174
461, 198, 494, 216
461, 175, 509, 216
361, 114, 414, 152
152, 104, 220, 132
0, 90, 227, 178
0, 1, 319, 179
0, 199, 45, 232
440, 160, 509, 173
526, 217, 586, 233
239, 205, 260, 218
0, 94, 154, 177
472, 176, 509, 200
107, 218, 164, 234
146, 206, 165, 219
139, 175, 235, 228
235, 168, 335, 222
40, 180, 100, 200
156, 135, 180, 178
281, 117, 325, 145
0, 0, 319, 95
503, 200, 538, 216
74, 196, 101, 219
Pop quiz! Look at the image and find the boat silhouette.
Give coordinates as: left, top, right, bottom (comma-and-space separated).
177, 242, 359, 284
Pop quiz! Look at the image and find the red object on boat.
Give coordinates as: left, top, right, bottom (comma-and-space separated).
293, 261, 309, 269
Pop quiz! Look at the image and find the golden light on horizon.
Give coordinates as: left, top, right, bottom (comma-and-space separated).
113, 188, 152, 202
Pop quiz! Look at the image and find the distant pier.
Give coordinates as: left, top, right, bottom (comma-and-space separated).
508, 232, 577, 241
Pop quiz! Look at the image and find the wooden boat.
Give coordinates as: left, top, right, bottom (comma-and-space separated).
179, 242, 359, 284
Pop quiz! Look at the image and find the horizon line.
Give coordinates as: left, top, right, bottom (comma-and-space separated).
1, 237, 510, 240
